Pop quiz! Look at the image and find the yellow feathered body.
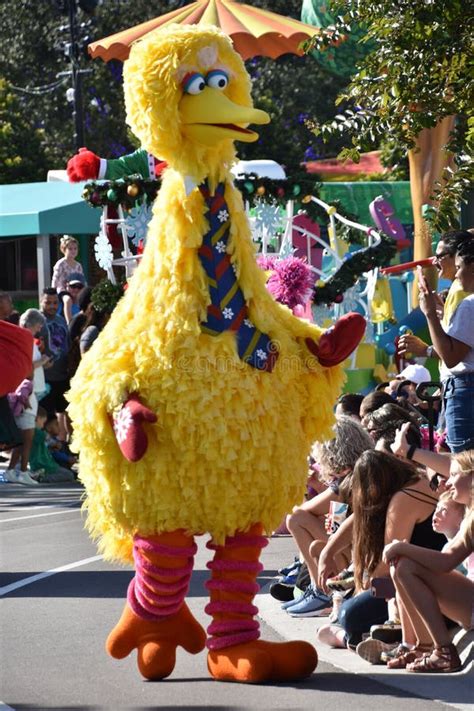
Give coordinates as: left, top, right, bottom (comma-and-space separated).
67, 25, 345, 564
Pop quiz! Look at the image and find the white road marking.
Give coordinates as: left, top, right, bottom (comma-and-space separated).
0, 509, 80, 523
0, 555, 103, 596
0, 702, 15, 710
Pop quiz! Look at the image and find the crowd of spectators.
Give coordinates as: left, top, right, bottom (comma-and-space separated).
0, 236, 110, 484
1, 229, 473, 674
271, 231, 473, 674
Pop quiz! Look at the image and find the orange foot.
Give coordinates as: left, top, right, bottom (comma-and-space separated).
106, 601, 206, 680
207, 639, 318, 683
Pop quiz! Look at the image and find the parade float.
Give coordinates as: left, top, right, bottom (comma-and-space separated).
79, 157, 434, 395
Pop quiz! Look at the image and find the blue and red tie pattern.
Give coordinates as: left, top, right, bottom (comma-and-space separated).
197, 182, 278, 372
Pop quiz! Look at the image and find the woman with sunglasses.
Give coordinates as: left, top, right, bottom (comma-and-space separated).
417, 239, 474, 453
398, 230, 471, 360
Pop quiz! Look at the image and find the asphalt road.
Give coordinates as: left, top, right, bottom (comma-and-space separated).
0, 483, 454, 711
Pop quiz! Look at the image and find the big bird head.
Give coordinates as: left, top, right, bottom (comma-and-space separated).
124, 24, 269, 183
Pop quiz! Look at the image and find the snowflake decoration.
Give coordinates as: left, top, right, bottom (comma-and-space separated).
256, 349, 267, 361
113, 406, 133, 444
341, 284, 362, 314
217, 209, 229, 223
215, 240, 227, 254
94, 230, 113, 271
231, 262, 238, 275
125, 203, 153, 247
253, 200, 284, 242
244, 318, 253, 328
223, 307, 234, 320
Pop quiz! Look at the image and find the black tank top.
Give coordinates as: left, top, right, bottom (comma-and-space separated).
402, 487, 445, 552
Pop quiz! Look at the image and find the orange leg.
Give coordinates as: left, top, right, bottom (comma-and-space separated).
106, 530, 206, 680
206, 523, 318, 683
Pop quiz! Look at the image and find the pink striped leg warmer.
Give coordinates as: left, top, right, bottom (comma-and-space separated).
127, 534, 197, 622
205, 529, 268, 650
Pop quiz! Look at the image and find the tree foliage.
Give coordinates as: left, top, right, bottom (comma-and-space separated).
304, 0, 474, 229
0, 78, 48, 183
0, 0, 350, 183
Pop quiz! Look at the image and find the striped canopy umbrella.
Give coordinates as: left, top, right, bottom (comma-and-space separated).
88, 0, 322, 62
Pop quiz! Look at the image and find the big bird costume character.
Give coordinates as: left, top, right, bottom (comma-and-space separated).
68, 24, 365, 684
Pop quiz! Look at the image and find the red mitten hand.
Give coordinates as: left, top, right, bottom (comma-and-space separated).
112, 394, 157, 462
67, 147, 101, 182
305, 312, 366, 367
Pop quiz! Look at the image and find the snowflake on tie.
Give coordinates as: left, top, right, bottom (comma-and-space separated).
113, 406, 133, 444
217, 209, 229, 223
256, 349, 268, 361
231, 262, 238, 275
125, 203, 153, 247
244, 318, 253, 328
215, 240, 226, 254
222, 307, 234, 320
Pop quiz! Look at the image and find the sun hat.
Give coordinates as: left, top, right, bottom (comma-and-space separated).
397, 364, 431, 385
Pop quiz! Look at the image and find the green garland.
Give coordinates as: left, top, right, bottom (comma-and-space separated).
90, 279, 125, 313
82, 174, 161, 211
83, 174, 395, 306
313, 234, 397, 305
81, 172, 360, 233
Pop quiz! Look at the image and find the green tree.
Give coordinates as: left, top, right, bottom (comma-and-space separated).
305, 0, 473, 231
0, 0, 349, 181
0, 78, 48, 183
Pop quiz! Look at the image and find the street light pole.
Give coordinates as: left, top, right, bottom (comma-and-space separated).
67, 0, 85, 150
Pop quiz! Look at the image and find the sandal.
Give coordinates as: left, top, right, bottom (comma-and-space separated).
407, 644, 462, 673
386, 643, 432, 669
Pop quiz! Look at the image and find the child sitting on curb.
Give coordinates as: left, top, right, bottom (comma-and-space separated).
45, 414, 78, 472
29, 407, 75, 483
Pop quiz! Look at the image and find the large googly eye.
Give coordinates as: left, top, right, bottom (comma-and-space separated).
206, 69, 229, 90
183, 73, 206, 95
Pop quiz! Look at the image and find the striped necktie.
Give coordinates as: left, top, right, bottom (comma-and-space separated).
197, 182, 278, 372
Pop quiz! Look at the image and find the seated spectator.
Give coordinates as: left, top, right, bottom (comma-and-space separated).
364, 402, 422, 450
51, 236, 84, 293
359, 390, 395, 425
335, 393, 364, 420
29, 407, 75, 483
335, 450, 445, 650
383, 449, 473, 673
283, 417, 373, 617
58, 272, 86, 325
45, 414, 78, 470
80, 306, 110, 355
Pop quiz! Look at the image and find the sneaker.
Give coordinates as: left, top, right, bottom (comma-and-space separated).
278, 558, 301, 577
270, 581, 295, 602
16, 470, 40, 486
370, 622, 402, 644
356, 638, 398, 665
288, 586, 332, 618
327, 568, 355, 592
4, 469, 21, 483
281, 586, 306, 610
